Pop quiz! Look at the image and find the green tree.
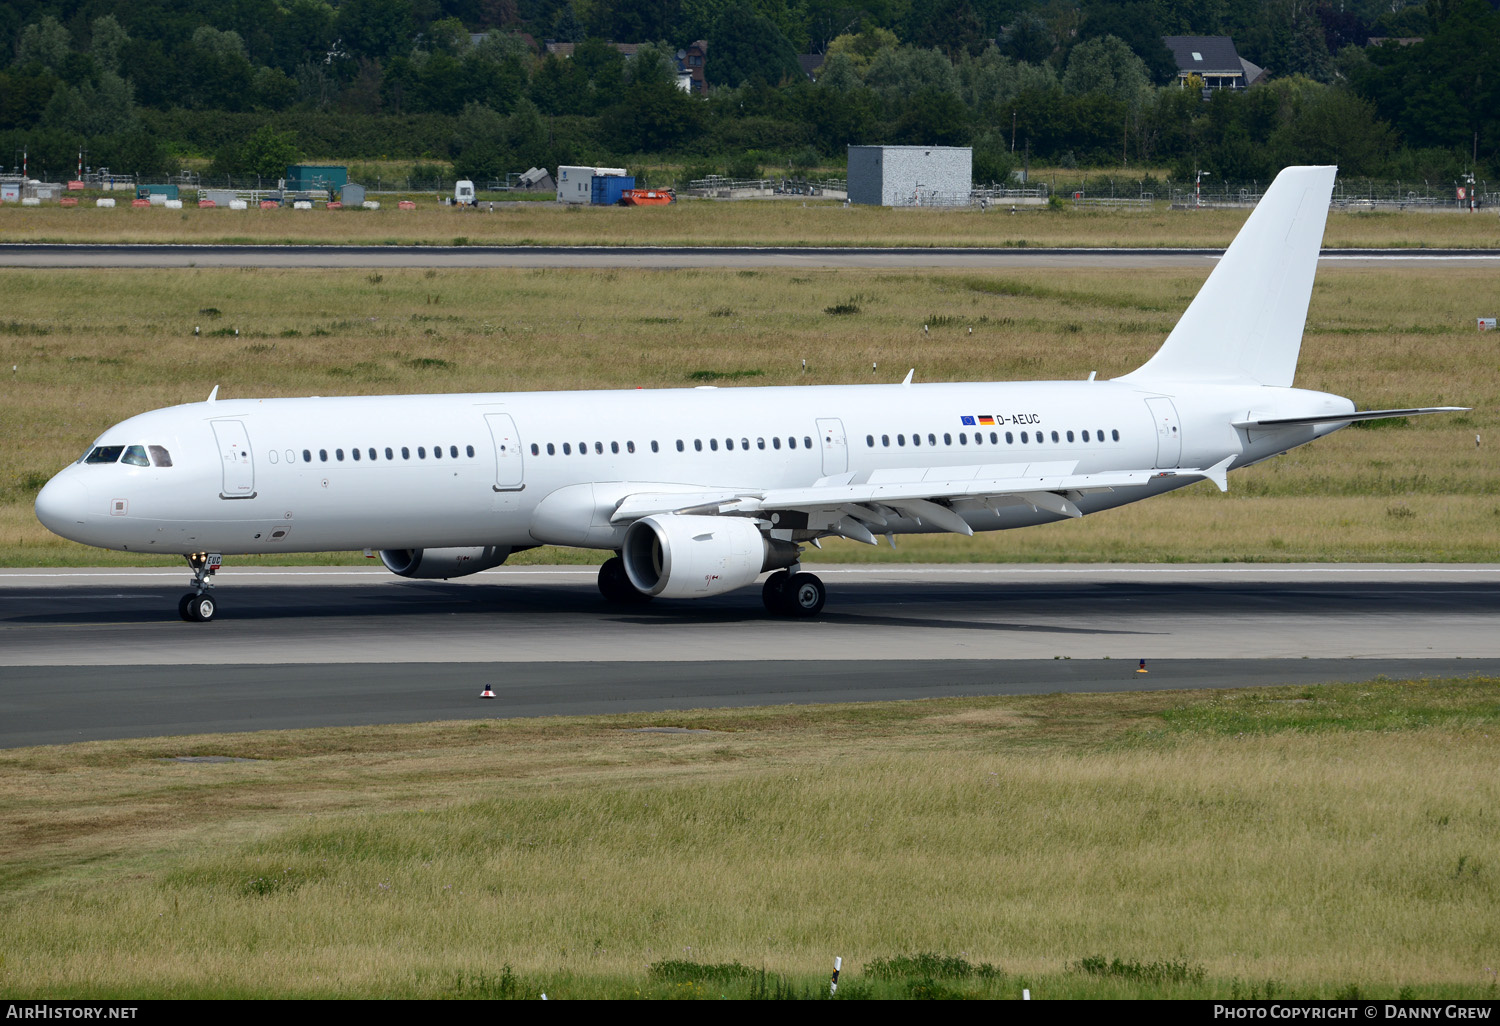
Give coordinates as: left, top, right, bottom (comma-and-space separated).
15, 16, 71, 72
708, 3, 802, 88
1062, 34, 1150, 104
89, 16, 129, 74
240, 123, 301, 178
338, 0, 416, 60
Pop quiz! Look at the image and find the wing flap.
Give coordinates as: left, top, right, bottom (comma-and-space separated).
609, 462, 1229, 529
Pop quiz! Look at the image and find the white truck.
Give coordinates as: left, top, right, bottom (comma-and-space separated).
451, 180, 475, 206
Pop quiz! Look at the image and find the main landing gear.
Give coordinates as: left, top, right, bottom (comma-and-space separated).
178, 552, 221, 622
597, 555, 652, 605
762, 568, 826, 618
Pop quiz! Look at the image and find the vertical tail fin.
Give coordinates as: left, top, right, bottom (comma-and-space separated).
1118, 165, 1337, 388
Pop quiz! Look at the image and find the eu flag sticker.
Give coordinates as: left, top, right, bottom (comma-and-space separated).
960, 415, 976, 426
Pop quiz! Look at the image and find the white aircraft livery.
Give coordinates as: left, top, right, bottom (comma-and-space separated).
35, 166, 1464, 622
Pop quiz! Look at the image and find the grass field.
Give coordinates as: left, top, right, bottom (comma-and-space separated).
0, 678, 1495, 999
3, 198, 1500, 249
2, 262, 1492, 566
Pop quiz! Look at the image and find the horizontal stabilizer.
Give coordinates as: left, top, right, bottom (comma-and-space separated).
1235, 407, 1468, 428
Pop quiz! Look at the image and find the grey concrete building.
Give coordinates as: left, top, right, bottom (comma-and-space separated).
847, 145, 973, 207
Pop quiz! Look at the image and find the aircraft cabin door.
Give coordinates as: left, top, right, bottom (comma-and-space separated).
1145, 397, 1182, 469
211, 419, 255, 498
484, 412, 525, 491
816, 417, 848, 476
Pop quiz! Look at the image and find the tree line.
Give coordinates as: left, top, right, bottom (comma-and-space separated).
1, 0, 1494, 186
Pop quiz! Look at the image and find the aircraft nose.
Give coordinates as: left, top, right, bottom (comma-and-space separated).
34, 474, 89, 537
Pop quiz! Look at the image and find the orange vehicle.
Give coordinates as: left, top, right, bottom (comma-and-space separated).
618, 188, 675, 206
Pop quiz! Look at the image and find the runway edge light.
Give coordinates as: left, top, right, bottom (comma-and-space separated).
480, 685, 496, 699
1137, 659, 1148, 674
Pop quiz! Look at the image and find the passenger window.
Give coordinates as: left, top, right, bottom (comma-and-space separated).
1020, 432, 1028, 443
789, 437, 798, 449
579, 442, 586, 454
302, 449, 312, 464
804, 436, 812, 449
650, 441, 658, 453
1065, 431, 1074, 443
122, 445, 150, 467
149, 445, 174, 467
1112, 429, 1120, 441
418, 447, 426, 458
626, 441, 634, 453
85, 445, 124, 464
546, 443, 555, 455
959, 433, 967, 445
530, 443, 539, 456
402, 447, 410, 459
1082, 430, 1090, 442
694, 440, 702, 451
928, 433, 936, 446
1050, 431, 1059, 443
757, 438, 765, 450
773, 437, 782, 450
881, 435, 889, 447
368, 448, 377, 460
943, 433, 951, 445
382, 447, 391, 460
724, 438, 733, 451
710, 438, 719, 451
563, 443, 571, 455
912, 433, 921, 447
336, 449, 345, 461
867, 435, 875, 447
269, 450, 279, 465
897, 435, 906, 446
1005, 432, 1013, 444
320, 449, 328, 462
741, 438, 749, 450
433, 446, 441, 459
989, 432, 998, 444
452, 445, 460, 458
352, 448, 361, 461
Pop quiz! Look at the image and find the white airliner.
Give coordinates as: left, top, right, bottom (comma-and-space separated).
35, 166, 1463, 622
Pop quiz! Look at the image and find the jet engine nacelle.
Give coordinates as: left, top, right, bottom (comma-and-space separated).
379, 545, 511, 579
622, 515, 798, 598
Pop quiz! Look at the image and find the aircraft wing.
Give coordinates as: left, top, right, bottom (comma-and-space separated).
610, 457, 1233, 541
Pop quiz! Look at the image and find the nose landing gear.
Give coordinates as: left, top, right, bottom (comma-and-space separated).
178, 553, 222, 622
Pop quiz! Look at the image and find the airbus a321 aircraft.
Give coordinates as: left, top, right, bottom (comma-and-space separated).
35, 165, 1463, 622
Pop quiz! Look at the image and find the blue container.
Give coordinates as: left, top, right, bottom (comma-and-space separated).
591, 175, 635, 205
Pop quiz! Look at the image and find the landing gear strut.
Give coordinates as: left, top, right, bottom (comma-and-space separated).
598, 555, 652, 605
762, 568, 826, 618
178, 552, 221, 622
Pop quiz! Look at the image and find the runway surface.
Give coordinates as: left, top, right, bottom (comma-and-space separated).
3, 564, 1496, 747
3, 243, 1499, 269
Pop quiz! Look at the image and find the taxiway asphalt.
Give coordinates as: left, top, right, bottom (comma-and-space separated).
3, 564, 1496, 747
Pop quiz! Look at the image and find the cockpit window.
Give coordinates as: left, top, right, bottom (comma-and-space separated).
85, 445, 125, 464
121, 445, 150, 467
148, 445, 173, 467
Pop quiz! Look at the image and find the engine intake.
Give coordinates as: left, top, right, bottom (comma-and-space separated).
622, 515, 797, 598
379, 546, 511, 579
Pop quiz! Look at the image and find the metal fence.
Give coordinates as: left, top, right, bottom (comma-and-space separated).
1167, 179, 1493, 211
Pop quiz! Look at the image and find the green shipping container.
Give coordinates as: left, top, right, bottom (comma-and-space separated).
284, 165, 348, 192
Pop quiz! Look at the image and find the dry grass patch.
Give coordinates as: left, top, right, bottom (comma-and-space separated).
3, 201, 1499, 249
0, 680, 1496, 998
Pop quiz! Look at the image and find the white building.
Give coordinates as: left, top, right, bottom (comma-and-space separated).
556, 165, 628, 204
847, 145, 972, 207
